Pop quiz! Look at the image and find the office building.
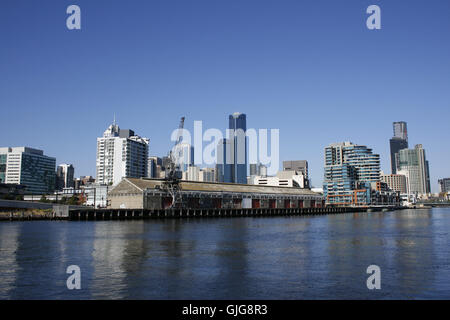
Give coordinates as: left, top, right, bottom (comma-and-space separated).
389, 121, 408, 174
283, 160, 308, 179
0, 147, 56, 194
438, 178, 450, 193
96, 121, 149, 186
254, 170, 307, 188
249, 163, 268, 177
397, 144, 431, 195
56, 164, 75, 190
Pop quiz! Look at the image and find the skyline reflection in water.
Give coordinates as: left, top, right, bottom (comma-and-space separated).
0, 208, 449, 299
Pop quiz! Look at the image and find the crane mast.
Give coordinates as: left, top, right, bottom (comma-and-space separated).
162, 116, 185, 208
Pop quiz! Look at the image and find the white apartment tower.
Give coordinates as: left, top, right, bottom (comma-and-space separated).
96, 121, 149, 186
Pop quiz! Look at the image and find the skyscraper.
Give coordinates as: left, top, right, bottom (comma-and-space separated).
389, 121, 408, 174
96, 121, 149, 185
216, 138, 232, 183
397, 144, 431, 195
228, 112, 247, 184
56, 163, 75, 190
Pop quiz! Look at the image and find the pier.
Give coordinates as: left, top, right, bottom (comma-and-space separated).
67, 206, 375, 221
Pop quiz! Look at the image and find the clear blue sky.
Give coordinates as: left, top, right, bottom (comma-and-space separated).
1, 0, 449, 192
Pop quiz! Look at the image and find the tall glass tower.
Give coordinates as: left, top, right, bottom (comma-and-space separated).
228, 112, 247, 184
390, 121, 408, 174
216, 139, 232, 183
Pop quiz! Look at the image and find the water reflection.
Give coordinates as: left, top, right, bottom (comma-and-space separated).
391, 209, 434, 298
0, 223, 19, 299
0, 208, 449, 299
91, 221, 150, 299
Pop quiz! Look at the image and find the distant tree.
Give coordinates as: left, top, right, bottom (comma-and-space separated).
14, 195, 24, 201
39, 195, 48, 203
67, 195, 79, 206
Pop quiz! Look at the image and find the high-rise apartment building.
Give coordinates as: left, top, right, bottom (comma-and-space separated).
56, 163, 75, 190
323, 142, 380, 205
397, 144, 431, 195
381, 173, 407, 194
389, 121, 408, 174
0, 147, 56, 194
96, 121, 149, 186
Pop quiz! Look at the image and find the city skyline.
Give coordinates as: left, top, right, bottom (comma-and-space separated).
1, 117, 442, 192
1, 1, 450, 192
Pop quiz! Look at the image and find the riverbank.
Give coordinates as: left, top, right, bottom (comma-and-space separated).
0, 209, 53, 221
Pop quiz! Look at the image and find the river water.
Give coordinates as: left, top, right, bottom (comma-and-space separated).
0, 208, 449, 299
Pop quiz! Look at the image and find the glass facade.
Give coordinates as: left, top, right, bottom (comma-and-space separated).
389, 138, 408, 174
216, 139, 232, 183
20, 153, 56, 194
323, 142, 380, 205
397, 145, 430, 195
0, 148, 56, 194
0, 154, 6, 183
393, 121, 408, 141
228, 113, 247, 184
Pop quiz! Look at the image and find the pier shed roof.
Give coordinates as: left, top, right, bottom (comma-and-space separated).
110, 178, 322, 198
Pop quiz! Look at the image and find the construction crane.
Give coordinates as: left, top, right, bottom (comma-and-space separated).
162, 116, 185, 208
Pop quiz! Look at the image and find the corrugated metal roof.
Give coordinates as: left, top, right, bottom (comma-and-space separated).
121, 178, 321, 196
